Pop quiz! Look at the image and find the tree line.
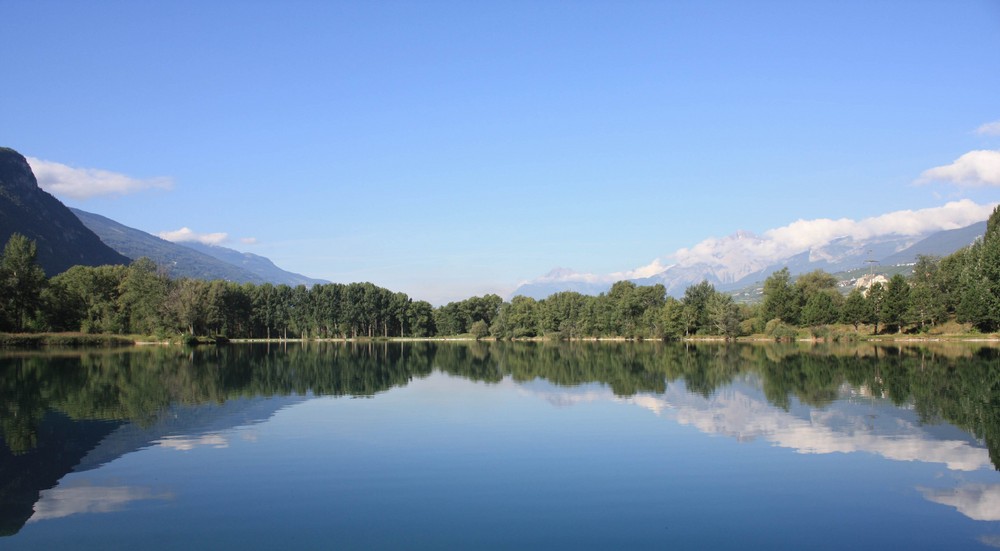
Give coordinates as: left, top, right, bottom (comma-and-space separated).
1, 206, 999, 339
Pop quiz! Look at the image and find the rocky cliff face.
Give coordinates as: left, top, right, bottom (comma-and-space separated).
0, 147, 129, 275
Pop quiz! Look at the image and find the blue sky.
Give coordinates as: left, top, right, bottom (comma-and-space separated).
3, 1, 1000, 303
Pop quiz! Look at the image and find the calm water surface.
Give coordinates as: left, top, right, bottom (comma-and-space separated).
2, 342, 1000, 549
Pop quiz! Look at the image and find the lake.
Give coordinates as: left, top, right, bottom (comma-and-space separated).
2, 341, 1000, 549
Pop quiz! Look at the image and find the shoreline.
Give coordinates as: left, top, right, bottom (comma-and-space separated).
4, 332, 999, 348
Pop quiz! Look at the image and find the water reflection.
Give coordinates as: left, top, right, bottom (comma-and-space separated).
523, 375, 991, 471
921, 484, 1000, 521
156, 434, 230, 451
29, 483, 173, 523
2, 341, 1000, 537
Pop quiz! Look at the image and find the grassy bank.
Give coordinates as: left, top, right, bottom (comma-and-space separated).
0, 332, 138, 348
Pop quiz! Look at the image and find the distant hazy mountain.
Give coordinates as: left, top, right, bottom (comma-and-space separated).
640, 231, 929, 295
71, 208, 267, 283
513, 220, 988, 300
880, 221, 985, 266
0, 147, 129, 275
72, 208, 327, 286
511, 269, 616, 300
180, 242, 327, 287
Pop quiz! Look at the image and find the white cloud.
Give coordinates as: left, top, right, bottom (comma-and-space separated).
240, 237, 258, 245
26, 157, 173, 199
976, 121, 1000, 136
611, 259, 672, 280
917, 150, 1000, 187
158, 227, 229, 246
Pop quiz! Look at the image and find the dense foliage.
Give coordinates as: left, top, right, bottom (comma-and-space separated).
1, 205, 999, 339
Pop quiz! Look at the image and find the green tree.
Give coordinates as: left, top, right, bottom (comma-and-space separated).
507, 295, 540, 338
707, 292, 742, 339
955, 209, 1000, 332
391, 292, 411, 337
882, 274, 911, 333
794, 270, 838, 299
492, 296, 539, 339
937, 248, 967, 315
0, 234, 48, 332
681, 281, 716, 336
800, 291, 838, 326
433, 301, 466, 336
470, 320, 489, 340
311, 283, 343, 338
539, 291, 587, 338
865, 282, 886, 335
760, 268, 800, 325
840, 288, 869, 331
608, 281, 642, 336
407, 300, 436, 337
48, 265, 127, 333
795, 270, 842, 326
288, 284, 313, 338
908, 255, 946, 330
118, 258, 169, 335
167, 278, 210, 335
219, 282, 253, 337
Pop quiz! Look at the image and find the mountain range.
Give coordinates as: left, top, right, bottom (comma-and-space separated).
514, 218, 988, 300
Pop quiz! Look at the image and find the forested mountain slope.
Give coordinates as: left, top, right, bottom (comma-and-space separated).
71, 208, 268, 283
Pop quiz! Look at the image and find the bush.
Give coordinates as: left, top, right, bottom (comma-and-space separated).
809, 325, 831, 340
470, 320, 490, 340
764, 319, 798, 341
832, 330, 857, 343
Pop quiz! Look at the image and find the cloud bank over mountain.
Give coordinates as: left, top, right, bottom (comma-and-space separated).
668, 199, 992, 268
519, 199, 995, 296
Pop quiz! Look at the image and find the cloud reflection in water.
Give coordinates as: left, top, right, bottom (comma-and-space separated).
28, 483, 173, 523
